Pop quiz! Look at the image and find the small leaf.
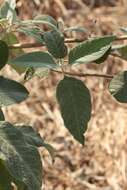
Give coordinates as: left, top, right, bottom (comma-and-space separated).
0, 0, 17, 23
34, 15, 58, 29
120, 27, 127, 33
42, 143, 56, 162
112, 44, 127, 51
0, 121, 42, 190
0, 109, 5, 121
0, 40, 9, 69
43, 30, 67, 58
116, 45, 127, 60
56, 76, 91, 145
18, 27, 44, 43
69, 35, 116, 65
109, 71, 127, 103
34, 68, 49, 78
10, 51, 57, 70
64, 26, 87, 34
2, 32, 24, 73
0, 76, 29, 106
24, 67, 49, 82
21, 15, 58, 30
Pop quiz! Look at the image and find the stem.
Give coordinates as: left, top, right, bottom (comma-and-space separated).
9, 35, 127, 49
51, 69, 113, 79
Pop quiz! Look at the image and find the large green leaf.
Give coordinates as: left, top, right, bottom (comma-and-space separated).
10, 51, 57, 70
16, 125, 56, 160
0, 40, 9, 69
56, 76, 91, 145
0, 76, 29, 106
0, 0, 17, 23
0, 160, 13, 190
0, 121, 42, 190
16, 125, 45, 147
21, 15, 58, 30
109, 71, 127, 103
43, 30, 67, 58
69, 35, 116, 65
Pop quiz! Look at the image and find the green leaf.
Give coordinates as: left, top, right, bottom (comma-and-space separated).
0, 0, 17, 23
43, 30, 68, 58
21, 15, 58, 30
120, 27, 127, 33
18, 27, 44, 43
69, 35, 116, 65
2, 33, 25, 73
2, 33, 24, 59
112, 44, 127, 51
109, 71, 127, 103
0, 121, 42, 190
0, 109, 5, 121
56, 76, 91, 145
95, 47, 111, 64
10, 51, 57, 70
0, 40, 9, 69
112, 43, 127, 60
116, 45, 127, 60
15, 125, 45, 147
0, 160, 13, 190
34, 15, 57, 29
0, 76, 29, 106
34, 68, 49, 78
15, 125, 56, 161
24, 67, 49, 81
64, 26, 87, 33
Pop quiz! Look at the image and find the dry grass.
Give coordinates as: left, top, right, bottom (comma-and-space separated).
2, 0, 127, 189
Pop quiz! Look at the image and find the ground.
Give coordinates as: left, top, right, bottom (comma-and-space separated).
1, 0, 127, 189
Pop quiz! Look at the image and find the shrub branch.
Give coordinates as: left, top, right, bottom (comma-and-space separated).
9, 35, 127, 49
51, 69, 113, 79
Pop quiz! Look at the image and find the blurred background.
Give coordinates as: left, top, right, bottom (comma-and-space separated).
2, 0, 127, 189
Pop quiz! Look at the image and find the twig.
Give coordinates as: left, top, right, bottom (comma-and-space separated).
51, 69, 113, 79
9, 35, 127, 49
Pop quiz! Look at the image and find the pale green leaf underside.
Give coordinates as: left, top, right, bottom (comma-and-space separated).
0, 122, 42, 190
10, 51, 57, 69
109, 71, 127, 103
69, 35, 116, 65
21, 15, 58, 30
56, 76, 91, 145
0, 0, 17, 23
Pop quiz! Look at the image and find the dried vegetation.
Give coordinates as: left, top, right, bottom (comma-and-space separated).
2, 0, 127, 189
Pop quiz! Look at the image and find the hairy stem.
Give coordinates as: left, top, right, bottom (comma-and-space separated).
51, 69, 113, 79
9, 35, 127, 49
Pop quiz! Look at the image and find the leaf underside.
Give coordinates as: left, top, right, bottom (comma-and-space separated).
109, 71, 127, 103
